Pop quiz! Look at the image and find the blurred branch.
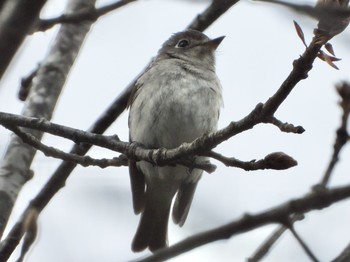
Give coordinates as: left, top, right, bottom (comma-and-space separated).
332, 242, 350, 262
135, 184, 350, 262
288, 224, 319, 262
245, 4, 350, 256
187, 0, 240, 31
0, 0, 47, 81
254, 0, 350, 20
321, 82, 350, 186
248, 81, 350, 261
14, 208, 38, 262
255, 0, 350, 43
248, 214, 304, 262
18, 65, 40, 101
0, 0, 97, 260
0, 0, 7, 13
35, 0, 137, 32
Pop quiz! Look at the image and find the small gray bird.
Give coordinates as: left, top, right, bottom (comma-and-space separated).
128, 29, 224, 252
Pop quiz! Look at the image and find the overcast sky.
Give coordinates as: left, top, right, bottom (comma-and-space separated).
1, 0, 350, 261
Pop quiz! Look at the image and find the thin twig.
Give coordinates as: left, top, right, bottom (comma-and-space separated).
321, 82, 350, 186
187, 0, 240, 31
206, 151, 297, 170
248, 81, 350, 261
248, 214, 304, 262
35, 0, 137, 32
254, 0, 350, 20
4, 123, 217, 172
0, 113, 217, 173
288, 224, 319, 262
265, 116, 305, 134
3, 124, 128, 168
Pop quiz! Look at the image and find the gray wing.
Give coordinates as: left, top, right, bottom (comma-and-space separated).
127, 59, 158, 213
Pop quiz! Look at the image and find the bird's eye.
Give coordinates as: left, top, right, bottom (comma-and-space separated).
175, 39, 190, 48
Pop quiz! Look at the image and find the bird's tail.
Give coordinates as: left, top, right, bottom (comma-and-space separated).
131, 185, 175, 252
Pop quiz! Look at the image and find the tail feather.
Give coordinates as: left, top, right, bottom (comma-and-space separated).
132, 186, 174, 252
172, 182, 198, 226
129, 161, 145, 214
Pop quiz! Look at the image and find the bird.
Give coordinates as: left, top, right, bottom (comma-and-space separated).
128, 29, 224, 252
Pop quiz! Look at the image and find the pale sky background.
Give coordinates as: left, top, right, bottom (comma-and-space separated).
0, 0, 350, 261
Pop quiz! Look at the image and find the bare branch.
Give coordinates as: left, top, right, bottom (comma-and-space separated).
255, 0, 350, 20
35, 0, 137, 32
0, 112, 216, 173
332, 242, 350, 262
255, 0, 350, 44
18, 65, 39, 101
135, 184, 350, 262
14, 209, 38, 262
288, 224, 319, 262
206, 151, 297, 170
0, 0, 96, 236
264, 116, 305, 134
4, 121, 218, 172
248, 214, 305, 262
0, 0, 97, 259
187, 0, 240, 31
3, 124, 128, 168
321, 82, 350, 186
249, 81, 350, 261
0, 0, 47, 81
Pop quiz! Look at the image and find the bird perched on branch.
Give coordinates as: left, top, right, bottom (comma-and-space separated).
128, 29, 224, 252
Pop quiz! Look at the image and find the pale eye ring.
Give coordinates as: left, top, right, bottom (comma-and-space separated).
175, 39, 190, 48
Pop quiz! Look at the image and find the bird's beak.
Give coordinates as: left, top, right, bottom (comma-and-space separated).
204, 36, 225, 50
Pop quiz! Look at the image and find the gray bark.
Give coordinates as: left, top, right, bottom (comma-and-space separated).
0, 0, 47, 81
0, 0, 96, 238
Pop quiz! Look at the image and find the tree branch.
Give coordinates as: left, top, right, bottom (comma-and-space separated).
332, 242, 350, 262
206, 151, 297, 170
0, 0, 47, 81
321, 82, 350, 186
135, 184, 350, 262
187, 0, 240, 31
248, 81, 350, 261
35, 0, 137, 32
3, 124, 128, 168
288, 224, 319, 262
264, 116, 305, 134
0, 0, 97, 260
248, 214, 304, 262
